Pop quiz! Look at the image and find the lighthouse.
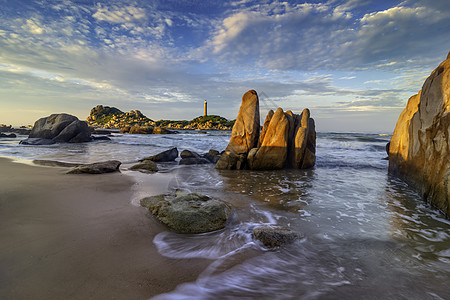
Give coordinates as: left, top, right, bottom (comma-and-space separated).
204, 100, 207, 117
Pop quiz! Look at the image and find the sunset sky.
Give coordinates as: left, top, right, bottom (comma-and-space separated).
1, 0, 449, 131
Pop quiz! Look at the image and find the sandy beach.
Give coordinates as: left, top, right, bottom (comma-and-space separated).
0, 157, 210, 299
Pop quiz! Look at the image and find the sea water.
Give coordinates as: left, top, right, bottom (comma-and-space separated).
1, 131, 449, 299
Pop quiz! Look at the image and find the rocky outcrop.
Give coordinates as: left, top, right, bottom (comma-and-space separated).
216, 90, 260, 169
253, 226, 300, 248
216, 90, 316, 170
140, 190, 232, 233
87, 105, 154, 129
22, 114, 92, 144
140, 148, 178, 162
389, 52, 450, 217
67, 160, 121, 174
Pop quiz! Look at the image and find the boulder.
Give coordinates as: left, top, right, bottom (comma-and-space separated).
253, 226, 300, 248
130, 160, 159, 173
27, 114, 91, 143
141, 147, 178, 162
140, 190, 232, 234
389, 52, 450, 217
67, 160, 121, 174
53, 120, 92, 143
247, 108, 316, 170
203, 149, 221, 163
215, 151, 246, 170
248, 108, 290, 170
293, 109, 316, 169
180, 149, 200, 159
216, 90, 260, 169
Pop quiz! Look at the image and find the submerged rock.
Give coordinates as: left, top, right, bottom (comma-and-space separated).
253, 226, 300, 248
130, 160, 159, 173
389, 52, 450, 217
141, 147, 178, 162
140, 190, 232, 234
67, 160, 121, 174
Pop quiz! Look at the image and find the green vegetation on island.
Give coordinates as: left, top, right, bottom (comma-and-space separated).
87, 105, 235, 131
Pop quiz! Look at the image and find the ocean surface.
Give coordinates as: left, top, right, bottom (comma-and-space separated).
1, 131, 449, 299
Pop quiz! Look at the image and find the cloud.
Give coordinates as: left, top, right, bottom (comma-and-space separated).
93, 4, 146, 23
204, 1, 450, 71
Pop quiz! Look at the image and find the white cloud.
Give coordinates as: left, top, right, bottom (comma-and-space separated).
93, 5, 146, 23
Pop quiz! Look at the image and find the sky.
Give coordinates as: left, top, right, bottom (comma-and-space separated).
1, 0, 449, 132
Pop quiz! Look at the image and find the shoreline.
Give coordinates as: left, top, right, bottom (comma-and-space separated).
0, 157, 211, 299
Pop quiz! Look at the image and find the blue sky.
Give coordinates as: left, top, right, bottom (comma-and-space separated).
1, 0, 449, 131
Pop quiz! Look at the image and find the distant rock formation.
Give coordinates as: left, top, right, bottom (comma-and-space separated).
87, 105, 234, 131
389, 51, 450, 217
20, 113, 91, 145
216, 90, 316, 170
87, 105, 154, 129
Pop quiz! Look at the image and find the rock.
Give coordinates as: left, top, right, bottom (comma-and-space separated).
389, 52, 450, 217
248, 108, 290, 170
53, 120, 92, 143
215, 151, 246, 170
253, 226, 300, 248
179, 149, 210, 164
92, 129, 112, 135
153, 127, 168, 134
293, 109, 316, 169
27, 114, 92, 143
130, 160, 158, 173
257, 109, 274, 148
129, 126, 154, 134
92, 136, 111, 141
67, 160, 121, 174
19, 138, 56, 145
12, 128, 31, 135
204, 149, 221, 163
216, 90, 260, 169
247, 108, 316, 170
179, 157, 210, 165
180, 149, 200, 159
215, 90, 315, 170
140, 190, 232, 234
141, 147, 178, 162
0, 133, 16, 138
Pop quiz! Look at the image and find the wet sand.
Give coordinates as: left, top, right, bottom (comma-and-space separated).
0, 158, 210, 299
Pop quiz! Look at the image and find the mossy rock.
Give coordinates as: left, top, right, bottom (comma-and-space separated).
140, 190, 232, 234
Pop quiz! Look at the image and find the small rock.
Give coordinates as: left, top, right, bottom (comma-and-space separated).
0, 133, 16, 138
141, 147, 178, 162
180, 149, 200, 159
253, 226, 300, 248
92, 136, 111, 141
67, 160, 121, 174
130, 160, 159, 173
